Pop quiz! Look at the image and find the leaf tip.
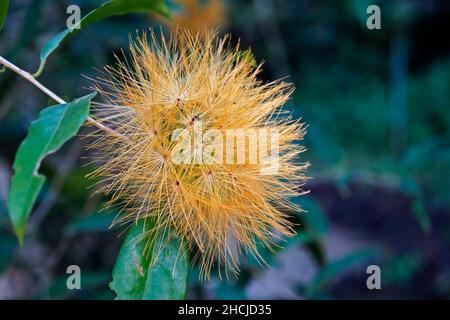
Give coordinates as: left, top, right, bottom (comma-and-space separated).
13, 225, 25, 246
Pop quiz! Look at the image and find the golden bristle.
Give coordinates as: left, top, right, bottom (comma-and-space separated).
86, 29, 309, 278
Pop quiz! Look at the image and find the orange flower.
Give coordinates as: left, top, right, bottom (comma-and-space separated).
87, 29, 309, 278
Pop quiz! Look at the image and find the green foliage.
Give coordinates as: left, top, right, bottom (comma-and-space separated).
1, 0, 449, 300
110, 219, 189, 300
304, 249, 378, 298
382, 253, 422, 286
0, 0, 8, 31
47, 271, 112, 299
0, 227, 17, 273
295, 197, 328, 237
60, 167, 100, 208
7, 93, 95, 244
349, 0, 380, 27
1, 0, 183, 301
33, 0, 171, 77
64, 212, 115, 237
399, 177, 431, 233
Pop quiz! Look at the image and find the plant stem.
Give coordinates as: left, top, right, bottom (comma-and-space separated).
0, 55, 125, 140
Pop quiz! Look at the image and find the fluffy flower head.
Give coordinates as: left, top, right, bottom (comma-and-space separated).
88, 29, 308, 277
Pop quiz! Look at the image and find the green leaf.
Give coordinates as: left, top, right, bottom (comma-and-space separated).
33, 0, 170, 77
110, 219, 189, 300
0, 0, 9, 31
7, 93, 95, 244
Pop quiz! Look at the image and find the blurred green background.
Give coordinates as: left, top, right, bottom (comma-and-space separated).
0, 0, 449, 299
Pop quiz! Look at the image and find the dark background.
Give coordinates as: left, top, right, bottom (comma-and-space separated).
0, 0, 449, 299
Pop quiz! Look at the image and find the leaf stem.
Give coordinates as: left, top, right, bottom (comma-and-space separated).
0, 55, 125, 140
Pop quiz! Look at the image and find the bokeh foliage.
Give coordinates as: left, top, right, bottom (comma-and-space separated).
0, 0, 449, 299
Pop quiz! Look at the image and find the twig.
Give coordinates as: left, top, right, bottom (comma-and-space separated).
0, 55, 125, 140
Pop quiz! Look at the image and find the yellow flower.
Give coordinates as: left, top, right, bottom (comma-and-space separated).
87, 29, 309, 278
158, 0, 227, 32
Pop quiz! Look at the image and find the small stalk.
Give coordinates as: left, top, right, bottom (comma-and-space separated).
0, 55, 125, 140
